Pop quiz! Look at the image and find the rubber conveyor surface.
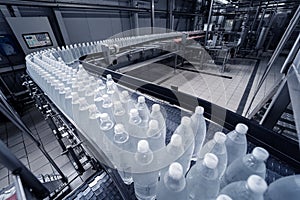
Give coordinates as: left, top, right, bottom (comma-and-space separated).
65, 90, 295, 200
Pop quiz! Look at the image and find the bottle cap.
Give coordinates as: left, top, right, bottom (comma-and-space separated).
181, 116, 191, 126
168, 162, 183, 180
79, 98, 87, 105
235, 123, 248, 134
107, 74, 112, 79
247, 175, 268, 194
122, 90, 129, 97
138, 96, 145, 103
137, 140, 150, 153
100, 113, 109, 121
203, 153, 218, 169
152, 104, 160, 112
216, 194, 232, 200
170, 134, 182, 147
252, 147, 269, 161
149, 120, 158, 130
214, 132, 227, 143
129, 109, 139, 117
102, 94, 109, 100
89, 104, 98, 113
114, 124, 125, 134
195, 106, 204, 114
71, 92, 79, 101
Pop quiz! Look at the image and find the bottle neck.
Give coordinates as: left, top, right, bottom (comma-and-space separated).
164, 173, 186, 192
196, 162, 217, 179
135, 151, 153, 165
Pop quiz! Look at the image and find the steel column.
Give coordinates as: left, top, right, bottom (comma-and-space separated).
151, 0, 155, 33
205, 0, 214, 46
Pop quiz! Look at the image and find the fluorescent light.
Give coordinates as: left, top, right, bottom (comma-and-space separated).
215, 0, 229, 4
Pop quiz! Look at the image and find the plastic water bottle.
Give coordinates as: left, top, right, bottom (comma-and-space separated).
101, 94, 114, 117
198, 132, 227, 179
156, 162, 187, 200
113, 101, 128, 125
174, 117, 195, 174
133, 140, 159, 200
186, 153, 220, 200
220, 175, 268, 200
222, 147, 269, 187
113, 124, 133, 185
85, 85, 95, 105
225, 123, 248, 166
164, 134, 185, 174
64, 88, 73, 118
136, 96, 150, 128
216, 194, 232, 200
107, 81, 120, 102
71, 93, 81, 123
264, 175, 300, 200
190, 106, 206, 160
146, 120, 165, 151
99, 113, 115, 162
150, 104, 166, 143
87, 104, 102, 143
78, 98, 90, 133
128, 108, 143, 137
120, 90, 136, 114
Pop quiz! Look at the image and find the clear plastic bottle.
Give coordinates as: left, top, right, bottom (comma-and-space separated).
156, 162, 187, 200
85, 85, 95, 105
99, 113, 115, 162
63, 87, 73, 118
120, 90, 136, 114
136, 96, 150, 128
150, 104, 166, 144
225, 123, 248, 166
113, 124, 133, 185
77, 98, 90, 133
87, 104, 102, 144
220, 175, 268, 200
164, 134, 185, 174
173, 117, 195, 174
222, 147, 269, 187
128, 108, 143, 137
186, 153, 220, 200
190, 106, 207, 160
101, 94, 114, 117
133, 140, 159, 200
146, 120, 165, 151
113, 101, 128, 125
71, 93, 81, 122
198, 132, 227, 179
264, 175, 300, 200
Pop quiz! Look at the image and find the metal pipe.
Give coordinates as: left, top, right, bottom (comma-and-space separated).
13, 175, 27, 200
280, 33, 300, 74
205, 0, 214, 46
0, 139, 49, 198
245, 5, 300, 115
151, 0, 155, 34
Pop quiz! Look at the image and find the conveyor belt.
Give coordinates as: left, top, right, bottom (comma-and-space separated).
65, 84, 295, 200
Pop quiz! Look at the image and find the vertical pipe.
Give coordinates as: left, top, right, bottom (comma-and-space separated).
245, 5, 300, 115
205, 0, 214, 46
151, 0, 155, 33
167, 0, 174, 31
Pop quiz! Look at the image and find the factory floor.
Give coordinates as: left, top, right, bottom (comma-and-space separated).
0, 105, 95, 193
124, 53, 286, 117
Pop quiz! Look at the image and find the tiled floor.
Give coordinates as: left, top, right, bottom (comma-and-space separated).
124, 53, 285, 116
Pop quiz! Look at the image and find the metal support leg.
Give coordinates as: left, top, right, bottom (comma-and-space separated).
260, 79, 290, 129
